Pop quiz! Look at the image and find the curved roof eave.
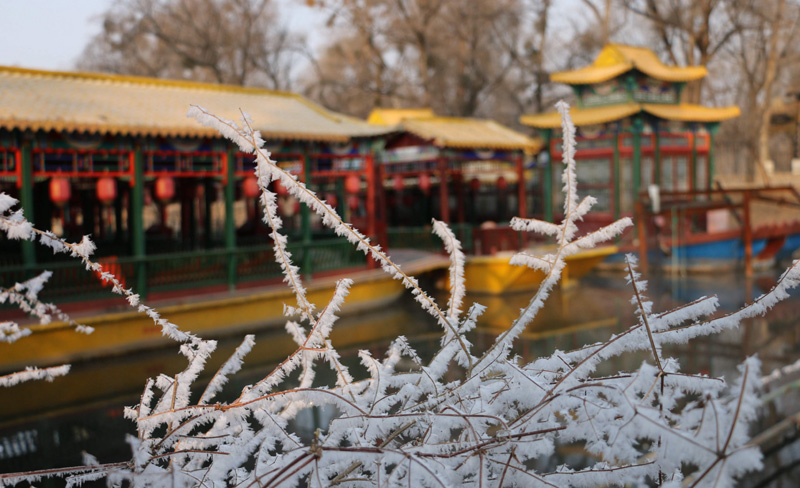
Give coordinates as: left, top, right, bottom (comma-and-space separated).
520, 103, 642, 129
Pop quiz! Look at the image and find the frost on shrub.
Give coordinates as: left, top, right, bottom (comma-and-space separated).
1, 102, 798, 487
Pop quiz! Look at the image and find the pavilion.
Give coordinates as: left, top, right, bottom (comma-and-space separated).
0, 66, 391, 299
520, 44, 740, 226
368, 108, 540, 252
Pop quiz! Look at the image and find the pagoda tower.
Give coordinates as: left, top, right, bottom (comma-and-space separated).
521, 44, 740, 225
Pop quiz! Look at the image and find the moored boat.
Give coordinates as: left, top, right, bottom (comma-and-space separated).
463, 245, 618, 294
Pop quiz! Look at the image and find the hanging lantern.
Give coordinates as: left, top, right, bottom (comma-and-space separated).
49, 178, 71, 206
345, 174, 360, 194
470, 177, 481, 191
392, 174, 404, 192
327, 193, 339, 208
497, 176, 508, 190
155, 176, 175, 202
273, 179, 289, 196
243, 176, 260, 199
348, 195, 359, 211
419, 173, 431, 193
293, 199, 301, 215
96, 177, 117, 205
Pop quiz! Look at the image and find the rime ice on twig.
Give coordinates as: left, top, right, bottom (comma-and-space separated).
2, 102, 793, 487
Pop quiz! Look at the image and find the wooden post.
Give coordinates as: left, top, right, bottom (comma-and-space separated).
19, 137, 35, 268
690, 124, 698, 190
613, 130, 621, 221
653, 119, 661, 187
516, 154, 526, 219
708, 123, 719, 187
456, 173, 466, 224
743, 190, 753, 278
131, 147, 147, 297
376, 163, 389, 251
300, 151, 312, 277
635, 200, 648, 273
632, 117, 643, 203
366, 155, 378, 269
542, 129, 553, 223
224, 147, 237, 290
438, 157, 449, 222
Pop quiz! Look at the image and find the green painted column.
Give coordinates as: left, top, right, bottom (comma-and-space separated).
708, 123, 719, 188
613, 127, 621, 221
335, 177, 345, 218
632, 117, 643, 204
301, 149, 312, 278
224, 147, 237, 290
19, 139, 35, 267
132, 147, 147, 296
542, 129, 553, 223
691, 124, 698, 190
204, 179, 213, 248
653, 120, 661, 187
625, 75, 636, 103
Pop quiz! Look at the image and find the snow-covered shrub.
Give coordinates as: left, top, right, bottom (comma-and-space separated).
1, 102, 798, 487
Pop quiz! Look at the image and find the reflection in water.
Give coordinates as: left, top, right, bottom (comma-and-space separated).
1, 270, 799, 485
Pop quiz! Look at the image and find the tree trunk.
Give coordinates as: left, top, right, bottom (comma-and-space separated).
756, 0, 786, 183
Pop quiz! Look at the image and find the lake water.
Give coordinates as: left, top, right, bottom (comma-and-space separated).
1, 268, 799, 485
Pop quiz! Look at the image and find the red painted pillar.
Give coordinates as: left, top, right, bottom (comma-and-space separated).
376, 164, 389, 250
365, 155, 378, 269
439, 157, 450, 222
516, 155, 527, 219
456, 173, 466, 224
743, 191, 753, 278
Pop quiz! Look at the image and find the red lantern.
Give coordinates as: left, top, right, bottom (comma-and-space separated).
273, 179, 289, 196
49, 178, 71, 206
497, 176, 508, 190
293, 199, 301, 215
96, 177, 117, 204
155, 176, 175, 202
419, 173, 431, 193
348, 195, 359, 210
392, 174, 404, 192
243, 177, 260, 199
345, 174, 360, 194
470, 177, 481, 191
327, 193, 339, 208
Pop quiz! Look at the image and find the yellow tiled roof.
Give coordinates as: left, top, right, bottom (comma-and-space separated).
520, 103, 642, 128
641, 103, 741, 122
551, 44, 708, 84
520, 102, 739, 129
400, 116, 541, 152
0, 66, 390, 142
367, 108, 435, 126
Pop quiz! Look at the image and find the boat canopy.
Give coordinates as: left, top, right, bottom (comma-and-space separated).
367, 108, 541, 152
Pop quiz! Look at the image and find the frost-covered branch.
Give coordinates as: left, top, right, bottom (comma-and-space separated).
2, 102, 792, 488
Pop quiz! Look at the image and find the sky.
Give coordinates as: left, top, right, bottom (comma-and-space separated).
0, 0, 112, 70
0, 0, 323, 72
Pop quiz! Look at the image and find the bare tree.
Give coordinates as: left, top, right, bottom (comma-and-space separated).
78, 0, 306, 90
304, 0, 547, 122
623, 0, 743, 104
716, 0, 800, 179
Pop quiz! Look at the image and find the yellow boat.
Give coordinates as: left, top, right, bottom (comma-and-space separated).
463, 246, 618, 294
2, 254, 450, 374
